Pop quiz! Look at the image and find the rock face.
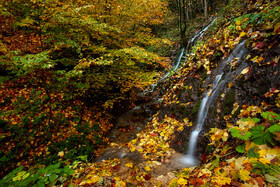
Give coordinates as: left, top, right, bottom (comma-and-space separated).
170, 41, 280, 157
109, 96, 160, 144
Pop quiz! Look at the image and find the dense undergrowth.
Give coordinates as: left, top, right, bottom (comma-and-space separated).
0, 0, 173, 182
1, 0, 280, 186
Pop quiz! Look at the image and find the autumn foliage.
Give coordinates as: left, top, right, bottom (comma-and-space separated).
1, 0, 280, 186
0, 0, 172, 179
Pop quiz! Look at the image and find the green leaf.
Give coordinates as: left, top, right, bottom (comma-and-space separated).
63, 165, 75, 175
265, 174, 280, 184
250, 126, 275, 145
77, 155, 87, 161
248, 148, 259, 158
49, 174, 57, 183
12, 171, 30, 181
1, 166, 24, 182
242, 117, 261, 123
230, 128, 252, 140
208, 156, 220, 171
236, 144, 245, 153
261, 111, 280, 121
268, 124, 280, 133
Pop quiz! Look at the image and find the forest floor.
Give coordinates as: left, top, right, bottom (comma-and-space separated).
1, 0, 280, 186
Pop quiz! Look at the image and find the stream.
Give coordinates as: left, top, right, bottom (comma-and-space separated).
181, 40, 248, 166
97, 18, 219, 163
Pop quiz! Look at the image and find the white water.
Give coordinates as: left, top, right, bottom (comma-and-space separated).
186, 18, 217, 53
145, 48, 184, 93
181, 40, 248, 166
146, 18, 217, 93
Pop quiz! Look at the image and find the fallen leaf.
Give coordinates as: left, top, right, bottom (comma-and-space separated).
240, 31, 246, 37
145, 166, 151, 171
125, 163, 133, 168
58, 151, 64, 157
239, 169, 251, 181
177, 178, 188, 185
241, 67, 251, 75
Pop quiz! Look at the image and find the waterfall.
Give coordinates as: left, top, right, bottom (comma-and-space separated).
145, 18, 217, 93
186, 18, 217, 53
145, 48, 184, 93
181, 40, 248, 166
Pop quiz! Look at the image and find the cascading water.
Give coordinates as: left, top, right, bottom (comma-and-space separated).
97, 18, 219, 162
146, 18, 217, 93
181, 40, 248, 166
145, 47, 184, 93
186, 18, 217, 53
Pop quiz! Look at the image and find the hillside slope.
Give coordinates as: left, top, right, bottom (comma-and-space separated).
1, 0, 280, 186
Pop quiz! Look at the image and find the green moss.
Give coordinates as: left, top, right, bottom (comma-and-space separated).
223, 90, 236, 115
191, 101, 201, 119
181, 104, 190, 117
200, 71, 207, 81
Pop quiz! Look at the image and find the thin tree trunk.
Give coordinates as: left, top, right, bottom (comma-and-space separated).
181, 0, 187, 46
204, 0, 208, 20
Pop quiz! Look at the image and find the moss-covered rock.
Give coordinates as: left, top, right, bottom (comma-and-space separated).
223, 90, 235, 115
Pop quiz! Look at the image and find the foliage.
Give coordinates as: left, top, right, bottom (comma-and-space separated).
0, 0, 172, 178
0, 162, 75, 186
62, 0, 280, 186
1, 0, 280, 186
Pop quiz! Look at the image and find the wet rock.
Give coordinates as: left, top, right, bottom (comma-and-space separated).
95, 146, 145, 163
109, 97, 160, 143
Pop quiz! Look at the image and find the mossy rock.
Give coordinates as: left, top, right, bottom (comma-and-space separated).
223, 90, 236, 115
191, 101, 201, 120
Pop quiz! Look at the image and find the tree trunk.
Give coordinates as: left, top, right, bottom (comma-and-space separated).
204, 0, 208, 20
176, 0, 188, 46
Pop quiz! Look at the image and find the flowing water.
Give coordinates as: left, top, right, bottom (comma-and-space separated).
181, 40, 248, 166
145, 18, 217, 93
97, 18, 218, 162
186, 18, 217, 53
145, 47, 185, 93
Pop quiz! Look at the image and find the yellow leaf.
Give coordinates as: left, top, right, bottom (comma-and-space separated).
274, 22, 280, 33
259, 158, 270, 165
228, 83, 233, 88
236, 26, 242, 31
235, 157, 246, 170
236, 20, 241, 25
239, 169, 251, 181
85, 175, 101, 184
231, 102, 239, 115
241, 67, 250, 75
168, 178, 178, 187
177, 178, 188, 185
125, 163, 133, 168
258, 149, 267, 157
198, 169, 212, 177
211, 175, 231, 185
58, 151, 64, 157
240, 31, 246, 37
145, 166, 151, 171
130, 146, 136, 152
222, 131, 229, 141
116, 180, 126, 187
273, 56, 280, 64
268, 148, 280, 156
183, 118, 189, 124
